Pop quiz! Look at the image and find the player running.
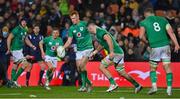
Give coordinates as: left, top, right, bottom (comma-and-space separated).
39, 28, 63, 90
7, 18, 29, 87
24, 24, 46, 86
139, 8, 180, 96
63, 11, 93, 92
88, 22, 142, 93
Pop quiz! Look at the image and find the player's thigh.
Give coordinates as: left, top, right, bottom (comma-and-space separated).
26, 63, 33, 72
161, 45, 171, 64
81, 48, 93, 66
76, 51, 83, 62
20, 59, 30, 69
79, 56, 89, 70
11, 49, 26, 64
45, 56, 57, 69
113, 54, 125, 72
12, 63, 18, 69
76, 48, 93, 65
38, 61, 46, 70
113, 54, 124, 66
149, 47, 161, 62
100, 55, 114, 68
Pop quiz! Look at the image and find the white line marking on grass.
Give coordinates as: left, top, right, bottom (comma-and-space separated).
0, 93, 22, 96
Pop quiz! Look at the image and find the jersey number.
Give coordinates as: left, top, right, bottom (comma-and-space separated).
153, 22, 161, 32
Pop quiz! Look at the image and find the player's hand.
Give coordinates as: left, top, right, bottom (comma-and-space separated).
174, 44, 180, 53
109, 52, 115, 60
89, 51, 97, 60
41, 52, 45, 59
31, 45, 36, 50
5, 49, 10, 55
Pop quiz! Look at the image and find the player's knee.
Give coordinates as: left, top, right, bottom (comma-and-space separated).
149, 61, 158, 69
12, 64, 18, 69
99, 63, 108, 70
40, 64, 46, 70
162, 63, 171, 73
162, 59, 171, 66
41, 67, 45, 70
115, 65, 125, 73
49, 67, 54, 71
100, 59, 109, 68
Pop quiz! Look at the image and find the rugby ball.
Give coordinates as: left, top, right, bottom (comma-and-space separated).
57, 46, 65, 58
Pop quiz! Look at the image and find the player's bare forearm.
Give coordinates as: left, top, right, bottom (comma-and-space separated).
63, 37, 72, 49
39, 41, 45, 54
104, 34, 114, 53
140, 36, 148, 44
167, 26, 179, 46
94, 45, 103, 54
139, 27, 148, 44
7, 33, 13, 51
25, 36, 34, 48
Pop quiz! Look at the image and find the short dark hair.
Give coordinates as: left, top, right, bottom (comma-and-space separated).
53, 27, 59, 31
87, 21, 95, 26
70, 10, 79, 16
33, 23, 40, 28
144, 8, 154, 14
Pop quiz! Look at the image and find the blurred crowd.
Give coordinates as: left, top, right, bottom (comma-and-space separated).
0, 0, 180, 61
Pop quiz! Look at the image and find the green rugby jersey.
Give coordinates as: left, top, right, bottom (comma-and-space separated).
96, 27, 124, 54
140, 16, 170, 48
43, 36, 63, 57
68, 21, 93, 51
11, 25, 28, 51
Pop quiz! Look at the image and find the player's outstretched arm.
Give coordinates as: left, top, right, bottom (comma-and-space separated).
63, 37, 73, 49
25, 36, 36, 50
139, 27, 148, 44
166, 24, 180, 52
6, 33, 14, 54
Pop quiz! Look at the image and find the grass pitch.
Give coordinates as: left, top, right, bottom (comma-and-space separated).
0, 86, 180, 98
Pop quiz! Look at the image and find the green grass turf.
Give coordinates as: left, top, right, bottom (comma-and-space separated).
0, 86, 180, 98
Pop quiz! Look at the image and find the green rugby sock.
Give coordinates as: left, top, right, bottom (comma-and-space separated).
46, 70, 52, 81
11, 69, 16, 81
166, 73, 173, 87
131, 79, 139, 88
80, 71, 86, 87
150, 71, 157, 83
84, 71, 91, 85
109, 77, 116, 85
13, 68, 24, 81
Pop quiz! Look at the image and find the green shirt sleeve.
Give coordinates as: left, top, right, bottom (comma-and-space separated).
59, 38, 64, 46
68, 27, 73, 38
98, 29, 107, 40
139, 21, 145, 27
43, 37, 48, 44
